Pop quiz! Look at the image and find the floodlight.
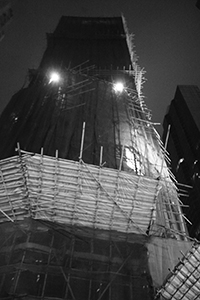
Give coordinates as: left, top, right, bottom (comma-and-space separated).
49, 72, 60, 84
113, 82, 124, 93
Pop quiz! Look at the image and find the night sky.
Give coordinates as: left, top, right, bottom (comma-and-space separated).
0, 0, 200, 135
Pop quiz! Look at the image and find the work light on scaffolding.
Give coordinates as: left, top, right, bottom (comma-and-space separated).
48, 71, 61, 84
113, 81, 125, 94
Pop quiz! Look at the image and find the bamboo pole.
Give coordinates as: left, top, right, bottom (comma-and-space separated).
79, 122, 86, 160
97, 252, 133, 300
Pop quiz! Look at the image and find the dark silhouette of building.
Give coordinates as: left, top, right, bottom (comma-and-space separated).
0, 0, 12, 41
196, 0, 200, 10
0, 17, 199, 300
163, 85, 200, 239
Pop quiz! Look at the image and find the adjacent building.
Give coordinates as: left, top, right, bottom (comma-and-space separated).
0, 17, 199, 300
0, 0, 12, 41
163, 85, 200, 239
196, 0, 200, 10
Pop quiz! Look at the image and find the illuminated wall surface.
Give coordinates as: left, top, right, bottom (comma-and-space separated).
0, 17, 195, 300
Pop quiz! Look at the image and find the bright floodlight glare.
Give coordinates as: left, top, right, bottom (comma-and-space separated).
49, 72, 60, 84
113, 82, 124, 93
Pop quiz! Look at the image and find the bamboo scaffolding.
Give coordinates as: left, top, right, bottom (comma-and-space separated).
0, 150, 187, 238
157, 243, 200, 300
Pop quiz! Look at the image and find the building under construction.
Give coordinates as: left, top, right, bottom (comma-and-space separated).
0, 16, 199, 300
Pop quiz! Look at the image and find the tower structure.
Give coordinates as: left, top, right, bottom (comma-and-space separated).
163, 85, 200, 239
0, 17, 199, 300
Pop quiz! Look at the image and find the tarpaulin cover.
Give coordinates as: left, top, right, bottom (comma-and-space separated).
147, 237, 192, 287
157, 242, 200, 300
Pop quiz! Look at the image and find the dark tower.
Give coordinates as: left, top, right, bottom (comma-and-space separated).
0, 17, 198, 300
0, 16, 134, 165
163, 85, 200, 239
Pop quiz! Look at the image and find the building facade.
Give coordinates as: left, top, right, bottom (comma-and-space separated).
163, 85, 200, 239
0, 17, 199, 300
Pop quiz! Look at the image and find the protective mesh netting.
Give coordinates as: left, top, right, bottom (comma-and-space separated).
0, 219, 154, 299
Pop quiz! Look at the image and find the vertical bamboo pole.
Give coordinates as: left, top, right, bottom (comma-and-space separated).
65, 235, 75, 299
119, 143, 125, 171
16, 142, 21, 156
13, 232, 31, 294
72, 122, 86, 226
16, 142, 31, 217
35, 147, 44, 219
94, 146, 103, 229
79, 122, 86, 161
160, 124, 171, 175
88, 238, 93, 300
41, 232, 55, 298
109, 145, 124, 232
100, 146, 103, 166
51, 149, 59, 221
